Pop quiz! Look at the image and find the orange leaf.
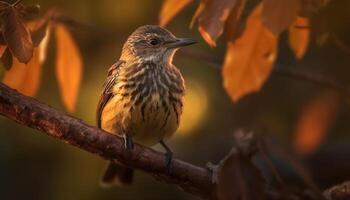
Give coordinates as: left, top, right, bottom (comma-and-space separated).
2, 48, 41, 96
30, 18, 50, 47
0, 45, 7, 57
198, 0, 238, 47
262, 0, 301, 35
2, 57, 27, 90
1, 48, 13, 69
223, 0, 246, 41
20, 48, 41, 96
293, 93, 340, 155
222, 4, 277, 102
55, 24, 82, 113
190, 0, 206, 28
38, 25, 51, 64
159, 0, 193, 27
288, 17, 310, 59
2, 7, 34, 63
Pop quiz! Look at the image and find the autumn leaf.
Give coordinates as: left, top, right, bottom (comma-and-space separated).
30, 18, 49, 47
19, 49, 42, 96
288, 17, 310, 59
2, 48, 41, 96
159, 0, 193, 27
0, 45, 7, 57
190, 0, 205, 28
190, 0, 207, 28
55, 24, 82, 113
223, 0, 246, 41
1, 48, 13, 70
27, 19, 51, 63
2, 7, 34, 63
217, 150, 265, 200
38, 25, 50, 64
0, 34, 5, 45
1, 20, 50, 96
293, 92, 340, 155
198, 0, 239, 47
2, 56, 27, 90
222, 4, 277, 102
262, 0, 301, 35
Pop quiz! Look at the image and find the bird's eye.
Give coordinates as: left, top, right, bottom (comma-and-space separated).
149, 38, 160, 46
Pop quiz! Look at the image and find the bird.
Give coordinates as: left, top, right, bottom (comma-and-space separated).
96, 25, 196, 186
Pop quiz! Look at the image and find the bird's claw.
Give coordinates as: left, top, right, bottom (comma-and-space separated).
165, 151, 173, 173
123, 134, 134, 151
160, 140, 173, 174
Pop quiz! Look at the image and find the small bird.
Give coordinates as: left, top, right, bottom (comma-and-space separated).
97, 25, 196, 186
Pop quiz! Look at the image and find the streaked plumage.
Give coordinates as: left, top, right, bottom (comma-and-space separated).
98, 60, 185, 145
97, 25, 195, 186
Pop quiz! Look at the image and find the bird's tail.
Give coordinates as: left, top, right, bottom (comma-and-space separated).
100, 161, 134, 187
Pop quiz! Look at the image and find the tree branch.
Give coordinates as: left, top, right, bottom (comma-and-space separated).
3, 81, 350, 199
0, 83, 214, 199
273, 67, 350, 96
324, 181, 350, 200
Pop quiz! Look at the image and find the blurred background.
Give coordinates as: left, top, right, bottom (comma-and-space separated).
0, 0, 350, 199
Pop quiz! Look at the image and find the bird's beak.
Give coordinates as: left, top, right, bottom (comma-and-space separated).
167, 38, 197, 49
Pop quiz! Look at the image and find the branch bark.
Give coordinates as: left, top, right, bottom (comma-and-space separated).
2, 81, 350, 199
0, 83, 214, 199
324, 181, 350, 200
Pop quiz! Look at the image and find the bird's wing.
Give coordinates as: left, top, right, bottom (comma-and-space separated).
96, 60, 125, 128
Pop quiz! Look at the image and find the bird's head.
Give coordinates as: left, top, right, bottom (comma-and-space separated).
120, 25, 196, 64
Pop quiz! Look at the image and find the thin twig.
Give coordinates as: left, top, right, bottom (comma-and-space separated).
257, 137, 285, 188
274, 67, 350, 96
0, 1, 11, 8
294, 25, 312, 29
179, 49, 350, 97
52, 14, 100, 32
273, 147, 327, 200
46, 9, 113, 35
179, 49, 222, 69
13, 0, 23, 6
330, 33, 350, 56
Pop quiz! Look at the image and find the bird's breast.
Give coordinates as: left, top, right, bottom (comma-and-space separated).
103, 62, 185, 146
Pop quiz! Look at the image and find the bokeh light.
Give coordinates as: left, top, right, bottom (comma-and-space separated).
177, 80, 208, 135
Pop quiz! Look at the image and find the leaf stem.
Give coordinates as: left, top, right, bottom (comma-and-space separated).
0, 1, 11, 10
13, 0, 23, 6
0, 1, 11, 6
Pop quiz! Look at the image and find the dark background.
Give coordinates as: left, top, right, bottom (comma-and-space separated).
0, 0, 350, 199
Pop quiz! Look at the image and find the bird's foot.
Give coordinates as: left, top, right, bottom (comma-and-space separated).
123, 134, 134, 151
164, 151, 173, 174
160, 140, 173, 174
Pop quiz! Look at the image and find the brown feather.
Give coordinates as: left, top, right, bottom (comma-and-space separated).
96, 60, 124, 128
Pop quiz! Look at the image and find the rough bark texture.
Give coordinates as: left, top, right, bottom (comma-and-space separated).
2, 82, 350, 200
324, 181, 350, 200
0, 83, 214, 199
